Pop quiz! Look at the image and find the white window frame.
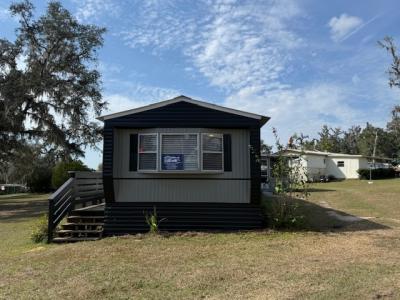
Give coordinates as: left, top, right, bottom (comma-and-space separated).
337, 161, 345, 167
159, 133, 200, 173
201, 133, 224, 172
137, 133, 159, 172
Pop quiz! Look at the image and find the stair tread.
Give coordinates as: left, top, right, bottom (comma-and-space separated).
67, 215, 104, 219
63, 222, 104, 226
53, 237, 100, 242
58, 229, 103, 233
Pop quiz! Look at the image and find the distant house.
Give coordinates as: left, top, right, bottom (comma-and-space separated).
263, 149, 392, 181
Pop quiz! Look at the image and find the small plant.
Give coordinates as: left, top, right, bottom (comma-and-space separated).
144, 207, 165, 234
260, 128, 309, 230
31, 214, 48, 243
271, 128, 310, 200
262, 197, 305, 229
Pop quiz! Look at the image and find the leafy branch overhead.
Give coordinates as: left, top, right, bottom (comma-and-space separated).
0, 0, 107, 165
379, 36, 400, 89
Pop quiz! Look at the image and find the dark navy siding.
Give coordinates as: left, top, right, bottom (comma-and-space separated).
249, 127, 261, 204
102, 125, 115, 202
105, 101, 259, 128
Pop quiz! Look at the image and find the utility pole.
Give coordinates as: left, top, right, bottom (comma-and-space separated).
369, 131, 378, 183
372, 131, 378, 164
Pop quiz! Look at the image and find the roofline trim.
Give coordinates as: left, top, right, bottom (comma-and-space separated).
278, 149, 392, 160
97, 95, 270, 123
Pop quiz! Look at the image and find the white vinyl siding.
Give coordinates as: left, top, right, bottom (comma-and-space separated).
202, 133, 223, 171
113, 128, 251, 203
160, 134, 199, 171
138, 134, 158, 171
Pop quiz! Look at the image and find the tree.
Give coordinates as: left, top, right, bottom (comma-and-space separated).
386, 106, 400, 159
0, 141, 58, 184
342, 126, 362, 155
290, 133, 316, 150
260, 139, 272, 154
379, 37, 400, 89
0, 1, 106, 168
314, 125, 343, 153
51, 160, 90, 189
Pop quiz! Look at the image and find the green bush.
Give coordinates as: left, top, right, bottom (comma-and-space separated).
51, 160, 90, 189
357, 168, 396, 180
262, 197, 305, 229
31, 214, 48, 243
26, 166, 53, 193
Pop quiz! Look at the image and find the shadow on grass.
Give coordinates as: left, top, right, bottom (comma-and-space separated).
263, 195, 389, 232
0, 195, 48, 222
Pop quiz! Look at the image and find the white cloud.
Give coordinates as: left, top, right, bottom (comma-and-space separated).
120, 0, 302, 94
328, 14, 363, 42
101, 83, 181, 114
187, 0, 302, 93
74, 0, 121, 22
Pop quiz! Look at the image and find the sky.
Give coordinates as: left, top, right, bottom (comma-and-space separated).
1, 0, 400, 169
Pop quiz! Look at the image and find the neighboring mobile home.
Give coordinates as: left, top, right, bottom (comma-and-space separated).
97, 95, 269, 235
263, 149, 392, 181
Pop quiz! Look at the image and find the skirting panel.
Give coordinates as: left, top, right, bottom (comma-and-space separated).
104, 202, 265, 235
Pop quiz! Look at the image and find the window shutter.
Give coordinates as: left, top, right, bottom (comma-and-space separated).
223, 134, 232, 171
129, 134, 138, 171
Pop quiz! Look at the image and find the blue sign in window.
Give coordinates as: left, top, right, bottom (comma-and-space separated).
162, 154, 184, 170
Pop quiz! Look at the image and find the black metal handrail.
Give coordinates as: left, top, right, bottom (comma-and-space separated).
47, 171, 104, 242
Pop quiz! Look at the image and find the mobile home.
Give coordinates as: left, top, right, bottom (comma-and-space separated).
98, 95, 269, 234
266, 149, 392, 180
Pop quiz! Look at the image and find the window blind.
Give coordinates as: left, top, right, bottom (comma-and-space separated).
202, 134, 223, 171
161, 134, 198, 170
138, 134, 157, 170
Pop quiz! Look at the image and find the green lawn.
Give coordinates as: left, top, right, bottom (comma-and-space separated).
1, 181, 400, 299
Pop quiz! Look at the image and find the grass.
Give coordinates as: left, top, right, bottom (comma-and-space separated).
1, 180, 400, 299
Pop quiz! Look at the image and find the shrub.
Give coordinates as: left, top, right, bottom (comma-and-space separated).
357, 168, 396, 180
31, 214, 48, 243
262, 197, 305, 229
327, 174, 337, 181
26, 166, 53, 193
51, 160, 90, 189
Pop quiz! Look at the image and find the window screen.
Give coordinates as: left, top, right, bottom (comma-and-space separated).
161, 134, 199, 171
138, 134, 157, 170
202, 134, 223, 171
337, 161, 344, 167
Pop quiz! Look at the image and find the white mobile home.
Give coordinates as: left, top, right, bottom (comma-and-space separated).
265, 149, 391, 180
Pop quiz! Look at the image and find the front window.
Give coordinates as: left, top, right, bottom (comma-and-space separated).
160, 134, 199, 171
137, 132, 224, 172
202, 133, 223, 171
138, 134, 158, 171
337, 161, 344, 167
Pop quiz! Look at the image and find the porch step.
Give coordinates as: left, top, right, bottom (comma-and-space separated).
53, 208, 104, 242
52, 237, 100, 243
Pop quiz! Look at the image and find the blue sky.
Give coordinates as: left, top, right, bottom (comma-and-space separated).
1, 0, 400, 168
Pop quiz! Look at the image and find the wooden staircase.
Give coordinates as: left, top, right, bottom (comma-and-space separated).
52, 206, 104, 243
47, 171, 105, 243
